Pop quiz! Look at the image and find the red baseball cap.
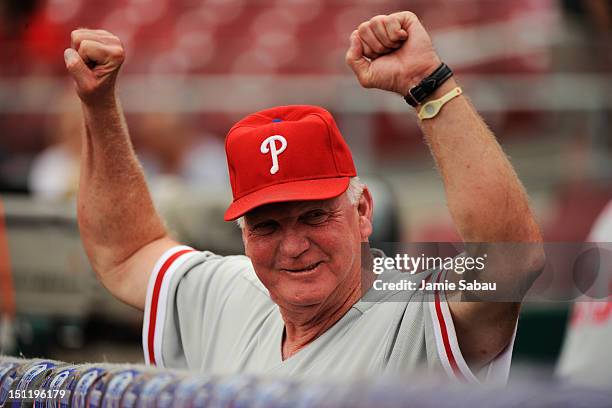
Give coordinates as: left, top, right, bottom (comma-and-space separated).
224, 105, 357, 221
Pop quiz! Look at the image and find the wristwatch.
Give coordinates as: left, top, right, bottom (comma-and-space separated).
404, 63, 453, 107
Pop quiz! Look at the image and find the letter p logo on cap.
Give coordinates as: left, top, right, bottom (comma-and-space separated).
260, 135, 287, 175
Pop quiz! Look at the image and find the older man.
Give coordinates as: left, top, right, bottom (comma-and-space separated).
64, 12, 543, 382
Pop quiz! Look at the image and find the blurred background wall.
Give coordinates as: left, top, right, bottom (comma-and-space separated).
0, 0, 611, 382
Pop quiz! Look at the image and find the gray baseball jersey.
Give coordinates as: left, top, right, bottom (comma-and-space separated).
557, 201, 612, 388
143, 246, 515, 383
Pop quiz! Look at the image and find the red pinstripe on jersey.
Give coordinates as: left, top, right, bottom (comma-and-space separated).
147, 248, 195, 366
433, 270, 465, 381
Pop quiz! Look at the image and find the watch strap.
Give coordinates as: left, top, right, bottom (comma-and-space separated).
404, 63, 453, 107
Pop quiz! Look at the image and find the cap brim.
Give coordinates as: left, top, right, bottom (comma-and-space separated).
224, 177, 351, 221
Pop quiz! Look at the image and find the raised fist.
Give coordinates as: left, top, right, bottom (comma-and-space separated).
345, 12, 442, 96
64, 29, 125, 105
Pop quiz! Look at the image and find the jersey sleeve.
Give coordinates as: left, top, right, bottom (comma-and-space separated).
142, 245, 271, 370
423, 269, 517, 385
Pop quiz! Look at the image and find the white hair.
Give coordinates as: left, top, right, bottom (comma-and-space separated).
236, 176, 364, 229
345, 176, 365, 205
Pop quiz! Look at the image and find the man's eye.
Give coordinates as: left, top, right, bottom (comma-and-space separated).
303, 210, 329, 225
251, 221, 278, 235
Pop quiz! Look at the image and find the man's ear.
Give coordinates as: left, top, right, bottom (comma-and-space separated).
357, 186, 373, 241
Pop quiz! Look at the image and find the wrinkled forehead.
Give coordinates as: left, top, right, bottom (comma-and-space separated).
244, 195, 347, 223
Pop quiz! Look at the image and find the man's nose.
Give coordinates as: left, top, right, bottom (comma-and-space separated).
279, 230, 310, 258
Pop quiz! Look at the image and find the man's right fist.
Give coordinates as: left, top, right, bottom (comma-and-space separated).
64, 29, 125, 105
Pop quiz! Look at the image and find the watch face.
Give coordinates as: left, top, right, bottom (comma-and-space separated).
425, 105, 436, 115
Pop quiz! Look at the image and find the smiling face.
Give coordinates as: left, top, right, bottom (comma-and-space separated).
242, 189, 373, 315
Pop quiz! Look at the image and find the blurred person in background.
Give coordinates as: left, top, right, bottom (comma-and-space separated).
132, 112, 228, 196
28, 90, 82, 201
28, 97, 228, 201
554, 3, 612, 388
556, 200, 612, 388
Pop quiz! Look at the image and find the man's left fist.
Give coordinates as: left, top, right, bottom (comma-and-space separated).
64, 29, 125, 106
345, 12, 442, 96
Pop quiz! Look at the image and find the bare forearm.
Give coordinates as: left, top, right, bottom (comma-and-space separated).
78, 97, 167, 274
421, 79, 545, 367
420, 78, 541, 243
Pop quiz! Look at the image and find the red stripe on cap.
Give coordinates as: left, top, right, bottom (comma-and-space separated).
148, 249, 194, 366
433, 271, 465, 382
